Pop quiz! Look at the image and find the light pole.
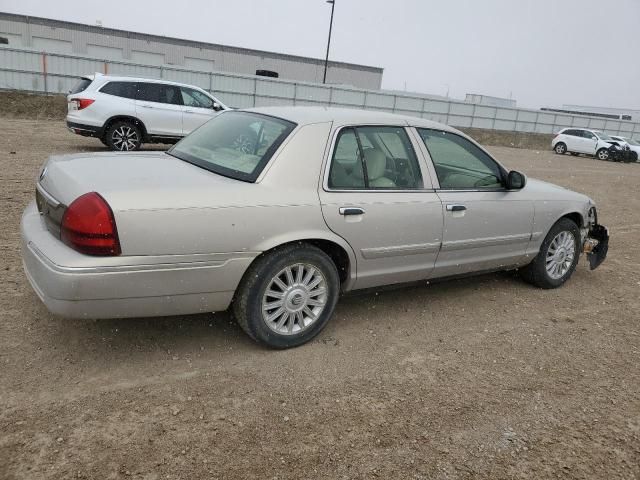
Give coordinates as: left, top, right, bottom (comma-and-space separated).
323, 0, 335, 84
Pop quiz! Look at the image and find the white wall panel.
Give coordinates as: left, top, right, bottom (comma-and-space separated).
2, 47, 640, 136
87, 44, 123, 61
32, 37, 72, 54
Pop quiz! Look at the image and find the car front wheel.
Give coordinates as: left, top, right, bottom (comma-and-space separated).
521, 218, 580, 289
596, 148, 609, 161
233, 244, 340, 348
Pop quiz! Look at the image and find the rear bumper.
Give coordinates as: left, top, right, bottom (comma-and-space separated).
66, 120, 103, 138
21, 201, 255, 319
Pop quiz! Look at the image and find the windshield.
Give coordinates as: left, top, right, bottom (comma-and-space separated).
595, 131, 614, 141
168, 111, 296, 182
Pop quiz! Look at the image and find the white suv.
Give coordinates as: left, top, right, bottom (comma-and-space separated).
551, 128, 618, 161
66, 73, 228, 151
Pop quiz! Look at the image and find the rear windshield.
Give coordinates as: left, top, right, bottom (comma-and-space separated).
167, 111, 296, 182
70, 77, 92, 94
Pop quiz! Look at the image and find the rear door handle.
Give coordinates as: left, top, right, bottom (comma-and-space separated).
140, 104, 155, 109
339, 207, 365, 216
446, 204, 466, 212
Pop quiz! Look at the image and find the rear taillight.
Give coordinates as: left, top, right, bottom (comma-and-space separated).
71, 98, 95, 110
61, 192, 121, 256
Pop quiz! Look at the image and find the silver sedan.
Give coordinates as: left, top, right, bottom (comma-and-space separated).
21, 107, 609, 348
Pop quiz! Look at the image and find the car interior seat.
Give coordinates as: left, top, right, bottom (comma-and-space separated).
362, 149, 396, 188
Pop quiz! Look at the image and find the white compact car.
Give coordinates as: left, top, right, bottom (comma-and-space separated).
66, 73, 229, 151
551, 128, 619, 160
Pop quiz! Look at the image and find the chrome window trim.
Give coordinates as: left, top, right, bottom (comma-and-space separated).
321, 124, 436, 193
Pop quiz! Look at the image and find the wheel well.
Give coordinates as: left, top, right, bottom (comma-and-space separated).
306, 239, 351, 284
102, 116, 148, 140
258, 239, 351, 285
561, 212, 584, 228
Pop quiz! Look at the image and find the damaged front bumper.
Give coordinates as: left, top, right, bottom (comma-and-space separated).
582, 224, 609, 270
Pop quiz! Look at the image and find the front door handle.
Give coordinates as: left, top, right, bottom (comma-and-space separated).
446, 204, 466, 212
339, 207, 365, 216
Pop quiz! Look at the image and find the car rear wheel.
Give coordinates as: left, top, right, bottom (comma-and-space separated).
233, 244, 340, 349
554, 143, 567, 155
596, 148, 609, 161
105, 120, 142, 151
520, 218, 580, 289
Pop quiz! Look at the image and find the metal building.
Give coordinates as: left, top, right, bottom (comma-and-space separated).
465, 93, 516, 108
562, 104, 640, 122
0, 12, 383, 89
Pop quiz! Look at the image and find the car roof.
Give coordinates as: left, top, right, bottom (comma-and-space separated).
85, 73, 206, 90
242, 106, 459, 131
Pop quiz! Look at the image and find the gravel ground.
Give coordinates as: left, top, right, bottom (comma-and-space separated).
1, 119, 639, 480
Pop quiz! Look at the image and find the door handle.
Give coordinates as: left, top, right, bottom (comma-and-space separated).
184, 109, 195, 113
446, 204, 466, 212
339, 207, 365, 216
140, 104, 155, 109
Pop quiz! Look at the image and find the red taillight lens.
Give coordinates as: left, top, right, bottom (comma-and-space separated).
72, 98, 95, 110
61, 192, 121, 256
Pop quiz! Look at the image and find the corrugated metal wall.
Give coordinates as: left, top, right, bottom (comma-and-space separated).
1, 47, 639, 137
0, 13, 383, 89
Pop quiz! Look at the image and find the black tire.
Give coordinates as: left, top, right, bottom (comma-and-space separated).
232, 244, 340, 349
596, 148, 609, 161
554, 142, 567, 155
99, 137, 109, 147
520, 218, 580, 289
104, 120, 142, 151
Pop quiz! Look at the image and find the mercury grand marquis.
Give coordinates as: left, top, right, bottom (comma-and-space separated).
21, 107, 609, 348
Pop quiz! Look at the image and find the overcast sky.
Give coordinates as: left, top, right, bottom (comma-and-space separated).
2, 0, 639, 109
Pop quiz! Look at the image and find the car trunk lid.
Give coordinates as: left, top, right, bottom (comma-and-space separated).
38, 151, 257, 213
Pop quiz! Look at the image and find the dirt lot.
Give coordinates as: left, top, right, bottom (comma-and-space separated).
1, 119, 639, 480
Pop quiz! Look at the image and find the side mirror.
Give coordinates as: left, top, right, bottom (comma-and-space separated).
506, 170, 526, 190
591, 136, 597, 141
212, 102, 223, 111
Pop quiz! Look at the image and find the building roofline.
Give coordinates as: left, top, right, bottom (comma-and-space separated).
0, 11, 384, 73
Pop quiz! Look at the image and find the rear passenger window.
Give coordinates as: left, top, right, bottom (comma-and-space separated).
328, 126, 423, 190
100, 81, 137, 99
137, 83, 182, 105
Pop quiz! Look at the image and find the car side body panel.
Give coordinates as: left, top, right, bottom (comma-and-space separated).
434, 191, 534, 276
